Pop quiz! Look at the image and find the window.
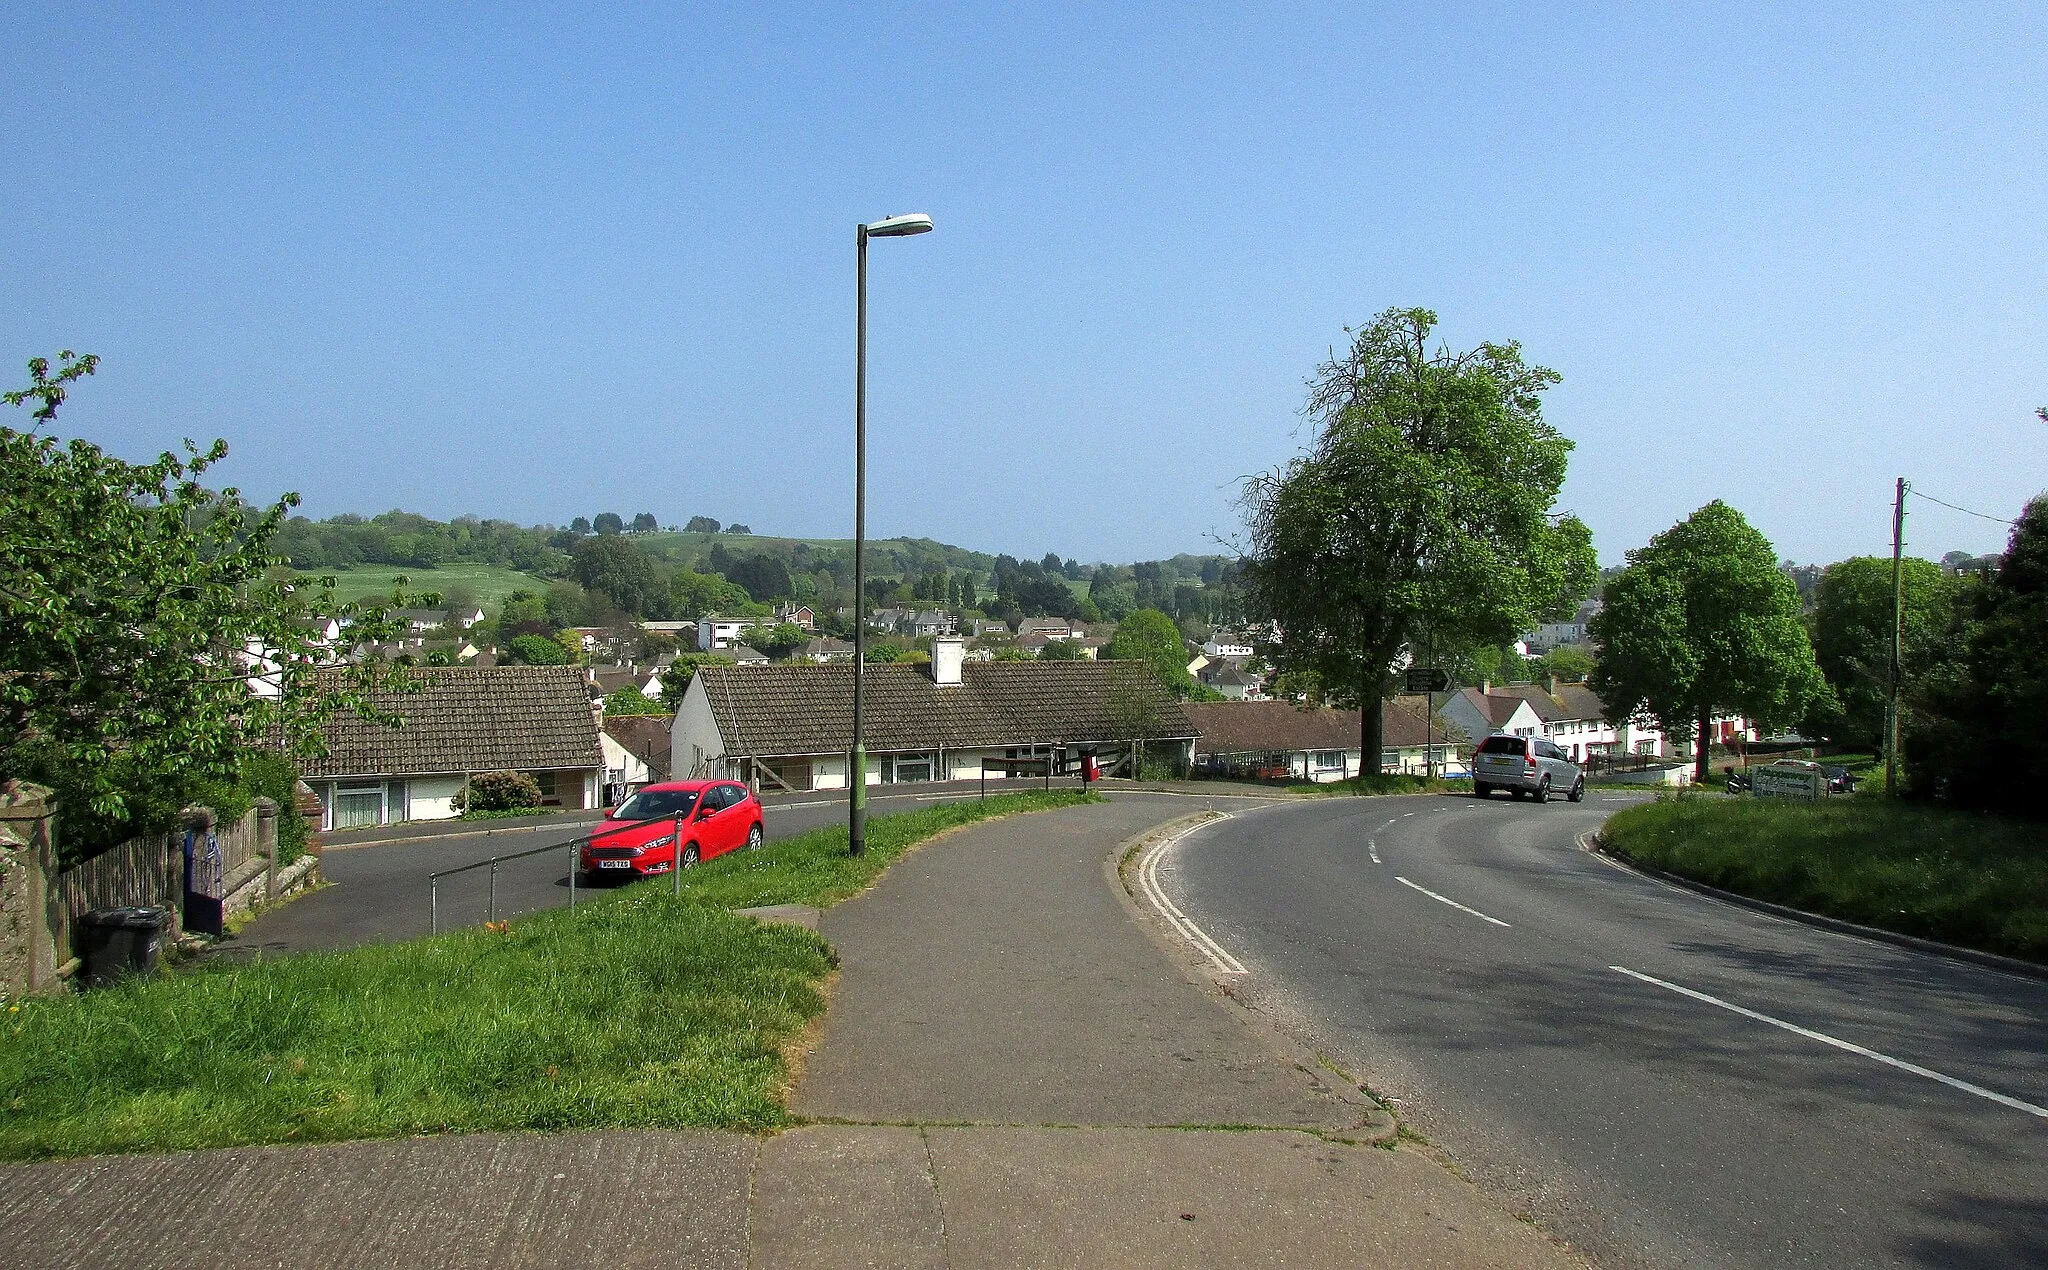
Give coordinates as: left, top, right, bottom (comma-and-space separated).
536, 771, 559, 805
1312, 751, 1345, 771
616, 788, 700, 821
1476, 736, 1528, 756
331, 781, 384, 830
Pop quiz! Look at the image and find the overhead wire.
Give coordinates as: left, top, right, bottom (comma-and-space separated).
1907, 486, 2023, 527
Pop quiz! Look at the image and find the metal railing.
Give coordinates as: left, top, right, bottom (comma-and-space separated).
426, 812, 687, 935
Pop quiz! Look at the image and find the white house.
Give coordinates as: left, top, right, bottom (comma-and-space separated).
1447, 681, 1667, 764
600, 715, 671, 805
671, 637, 1197, 792
697, 615, 764, 651
1202, 637, 1254, 659
1441, 686, 1550, 746
1184, 699, 1461, 781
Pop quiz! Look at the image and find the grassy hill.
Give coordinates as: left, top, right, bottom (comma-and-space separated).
294, 563, 542, 608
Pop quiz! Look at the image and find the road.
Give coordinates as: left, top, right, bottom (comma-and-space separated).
225, 780, 1031, 956
1151, 792, 2048, 1269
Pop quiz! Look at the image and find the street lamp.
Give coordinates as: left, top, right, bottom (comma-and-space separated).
851, 212, 933, 856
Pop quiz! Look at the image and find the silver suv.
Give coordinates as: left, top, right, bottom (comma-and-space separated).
1471, 734, 1584, 802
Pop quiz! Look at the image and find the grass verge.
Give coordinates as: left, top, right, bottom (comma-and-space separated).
0, 789, 1096, 1160
1280, 773, 1471, 797
1600, 797, 2048, 962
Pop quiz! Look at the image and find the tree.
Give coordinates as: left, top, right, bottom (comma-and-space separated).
726, 523, 752, 535
506, 633, 572, 665
1591, 501, 1826, 782
1107, 609, 1198, 697
570, 516, 592, 535
1530, 645, 1595, 684
1242, 308, 1596, 769
1, 352, 409, 847
631, 512, 657, 533
1808, 556, 1954, 748
593, 512, 624, 536
1907, 497, 2048, 813
685, 515, 721, 534
669, 569, 749, 621
725, 553, 794, 603
571, 534, 661, 615
1038, 637, 1087, 661
603, 687, 667, 716
753, 622, 809, 660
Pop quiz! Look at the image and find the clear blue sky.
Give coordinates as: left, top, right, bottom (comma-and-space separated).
4, 4, 2041, 567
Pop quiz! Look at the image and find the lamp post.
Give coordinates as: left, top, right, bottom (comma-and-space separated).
851, 212, 933, 856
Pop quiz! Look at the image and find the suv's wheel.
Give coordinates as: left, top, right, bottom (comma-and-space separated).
746, 824, 763, 850
1472, 783, 1489, 799
680, 843, 700, 869
1568, 778, 1585, 803
1534, 777, 1551, 803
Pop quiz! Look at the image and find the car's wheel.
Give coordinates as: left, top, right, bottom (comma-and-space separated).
680, 843, 700, 869
1472, 783, 1489, 800
1534, 778, 1551, 803
746, 823, 763, 850
1510, 787, 1525, 800
1568, 778, 1585, 803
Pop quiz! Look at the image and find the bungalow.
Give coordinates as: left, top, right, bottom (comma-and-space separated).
1015, 617, 1075, 639
728, 644, 770, 666
1185, 699, 1462, 782
795, 636, 855, 663
904, 610, 958, 638
672, 637, 1198, 791
589, 664, 665, 701
600, 715, 672, 805
301, 665, 604, 830
1199, 663, 1263, 700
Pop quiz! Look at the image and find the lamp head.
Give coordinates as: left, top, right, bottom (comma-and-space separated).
863, 213, 934, 238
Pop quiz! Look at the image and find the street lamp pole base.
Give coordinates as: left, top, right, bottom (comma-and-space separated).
848, 743, 868, 855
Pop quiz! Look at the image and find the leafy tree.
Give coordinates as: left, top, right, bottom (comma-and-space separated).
1107, 609, 1198, 697
752, 622, 810, 659
1089, 571, 1138, 621
1907, 497, 2048, 813
571, 534, 661, 615
631, 512, 657, 533
1016, 574, 1079, 619
603, 687, 668, 716
725, 553, 794, 603
570, 516, 592, 535
1530, 645, 1595, 684
1038, 637, 1086, 661
1242, 308, 1596, 767
506, 633, 572, 665
498, 589, 550, 631
669, 569, 748, 621
659, 654, 735, 711
990, 646, 1031, 662
685, 515, 721, 533
1076, 597, 1103, 624
864, 643, 905, 664
1, 352, 410, 848
593, 512, 624, 536
726, 523, 752, 535
1591, 501, 1826, 781
1808, 556, 1954, 748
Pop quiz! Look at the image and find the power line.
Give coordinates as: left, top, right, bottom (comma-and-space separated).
1909, 486, 2022, 527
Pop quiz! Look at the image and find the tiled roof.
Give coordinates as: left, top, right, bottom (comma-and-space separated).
304, 665, 603, 778
695, 660, 1197, 758
1552, 682, 1612, 723
603, 715, 673, 780
1456, 687, 1529, 728
1186, 700, 1452, 754
1494, 684, 1569, 723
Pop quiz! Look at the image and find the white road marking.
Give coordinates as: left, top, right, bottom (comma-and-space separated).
1402, 811, 1416, 817
1610, 966, 2048, 1121
1368, 839, 1381, 865
1137, 819, 1248, 975
1395, 876, 1511, 927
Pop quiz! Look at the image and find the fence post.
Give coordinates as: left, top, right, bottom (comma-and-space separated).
430, 876, 439, 935
254, 797, 279, 905
569, 843, 577, 910
673, 815, 684, 895
488, 861, 498, 923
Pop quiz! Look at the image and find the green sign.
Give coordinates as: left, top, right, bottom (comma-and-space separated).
1752, 762, 1822, 801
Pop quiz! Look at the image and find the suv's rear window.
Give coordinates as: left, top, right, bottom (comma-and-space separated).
1477, 736, 1527, 755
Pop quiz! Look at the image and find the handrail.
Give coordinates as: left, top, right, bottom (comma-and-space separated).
427, 812, 693, 934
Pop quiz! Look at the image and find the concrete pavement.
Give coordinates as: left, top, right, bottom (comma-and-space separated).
0, 793, 1581, 1267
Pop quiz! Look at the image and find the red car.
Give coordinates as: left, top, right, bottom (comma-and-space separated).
580, 780, 765, 881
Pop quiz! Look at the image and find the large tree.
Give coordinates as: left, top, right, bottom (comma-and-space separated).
571, 534, 661, 615
1591, 501, 1825, 781
1107, 608, 1198, 697
1807, 555, 1955, 749
1907, 496, 2048, 813
1241, 308, 1596, 766
1, 353, 407, 846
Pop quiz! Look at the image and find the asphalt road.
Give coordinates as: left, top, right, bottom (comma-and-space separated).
224, 781, 1030, 956
1152, 792, 2048, 1269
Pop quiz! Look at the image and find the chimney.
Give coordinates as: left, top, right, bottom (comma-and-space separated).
1481, 679, 1491, 695
1547, 676, 1558, 695
931, 636, 965, 686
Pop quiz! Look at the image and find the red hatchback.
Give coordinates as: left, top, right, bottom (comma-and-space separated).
580, 780, 765, 882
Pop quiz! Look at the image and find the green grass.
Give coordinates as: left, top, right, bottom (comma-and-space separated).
0, 790, 1097, 1160
294, 563, 542, 608
1600, 797, 2048, 962
1277, 773, 1471, 797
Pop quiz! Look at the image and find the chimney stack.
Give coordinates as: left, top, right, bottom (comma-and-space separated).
931, 636, 965, 686
1481, 679, 1491, 695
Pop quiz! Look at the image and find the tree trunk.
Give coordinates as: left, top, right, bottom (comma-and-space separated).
1694, 700, 1712, 785
1359, 691, 1384, 778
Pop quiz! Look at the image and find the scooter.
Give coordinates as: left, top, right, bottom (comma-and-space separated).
1723, 767, 1751, 794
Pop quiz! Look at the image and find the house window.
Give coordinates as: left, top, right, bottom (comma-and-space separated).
536, 771, 559, 805
1311, 751, 1345, 771
331, 781, 385, 830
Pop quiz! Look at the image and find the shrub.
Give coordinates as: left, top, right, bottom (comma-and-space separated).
455, 771, 542, 813
505, 633, 570, 666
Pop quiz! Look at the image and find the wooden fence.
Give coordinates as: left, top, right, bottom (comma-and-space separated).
50, 807, 261, 958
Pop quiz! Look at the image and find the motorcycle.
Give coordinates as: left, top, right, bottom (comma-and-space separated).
1723, 767, 1752, 794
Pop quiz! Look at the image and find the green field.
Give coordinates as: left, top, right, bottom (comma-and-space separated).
293, 564, 542, 609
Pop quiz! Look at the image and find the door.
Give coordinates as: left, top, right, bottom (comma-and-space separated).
700, 784, 745, 857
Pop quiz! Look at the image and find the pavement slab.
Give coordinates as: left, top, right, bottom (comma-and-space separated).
751, 1124, 948, 1269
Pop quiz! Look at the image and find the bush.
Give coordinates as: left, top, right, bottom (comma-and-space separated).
455, 771, 542, 813
505, 633, 570, 666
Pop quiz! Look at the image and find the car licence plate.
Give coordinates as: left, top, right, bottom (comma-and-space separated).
599, 860, 632, 869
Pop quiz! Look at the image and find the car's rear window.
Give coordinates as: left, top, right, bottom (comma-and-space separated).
1477, 736, 1527, 755
616, 789, 699, 821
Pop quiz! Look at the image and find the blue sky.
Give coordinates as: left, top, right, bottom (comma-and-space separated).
3, 4, 2041, 566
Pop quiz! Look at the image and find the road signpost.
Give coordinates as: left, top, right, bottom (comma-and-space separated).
1405, 668, 1451, 779
1752, 762, 1824, 801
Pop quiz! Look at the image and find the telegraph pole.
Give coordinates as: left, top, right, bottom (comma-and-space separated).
1885, 477, 1907, 798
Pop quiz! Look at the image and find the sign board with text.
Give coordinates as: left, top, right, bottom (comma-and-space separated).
1404, 668, 1451, 694
1751, 762, 1823, 801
